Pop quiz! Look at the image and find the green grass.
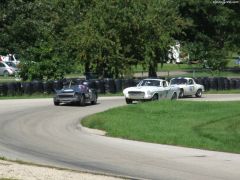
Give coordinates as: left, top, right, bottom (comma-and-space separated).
133, 63, 199, 72
82, 100, 240, 153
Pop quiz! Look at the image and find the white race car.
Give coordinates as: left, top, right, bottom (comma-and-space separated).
123, 78, 180, 104
169, 77, 204, 98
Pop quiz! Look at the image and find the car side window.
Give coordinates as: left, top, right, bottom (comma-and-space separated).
162, 81, 167, 87
188, 79, 193, 85
0, 63, 5, 67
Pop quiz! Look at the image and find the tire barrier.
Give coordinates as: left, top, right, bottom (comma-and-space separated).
210, 78, 218, 90
43, 81, 54, 94
203, 77, 211, 91
22, 82, 33, 95
1, 77, 240, 97
104, 78, 116, 93
32, 81, 44, 94
123, 79, 135, 89
53, 80, 63, 91
7, 82, 17, 96
87, 80, 97, 89
236, 79, 240, 89
95, 80, 105, 94
115, 79, 123, 93
0, 83, 8, 96
230, 79, 237, 89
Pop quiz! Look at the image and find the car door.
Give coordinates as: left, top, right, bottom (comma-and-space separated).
161, 81, 170, 98
187, 79, 195, 95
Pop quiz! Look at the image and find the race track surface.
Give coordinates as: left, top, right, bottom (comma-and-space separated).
0, 94, 240, 180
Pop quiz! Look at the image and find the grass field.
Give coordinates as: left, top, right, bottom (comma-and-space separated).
82, 100, 240, 153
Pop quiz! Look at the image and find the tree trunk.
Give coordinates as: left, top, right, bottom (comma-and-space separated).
148, 61, 157, 77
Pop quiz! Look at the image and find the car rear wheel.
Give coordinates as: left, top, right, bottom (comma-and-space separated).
3, 71, 9, 77
179, 89, 184, 98
195, 89, 202, 98
126, 98, 133, 104
171, 92, 177, 100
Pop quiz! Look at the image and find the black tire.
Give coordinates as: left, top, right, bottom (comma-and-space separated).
91, 93, 97, 105
3, 71, 9, 77
171, 92, 177, 100
195, 89, 202, 98
179, 89, 184, 98
54, 101, 60, 106
79, 95, 86, 106
126, 98, 133, 104
151, 94, 158, 101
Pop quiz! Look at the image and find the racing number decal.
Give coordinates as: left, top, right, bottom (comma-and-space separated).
189, 86, 194, 92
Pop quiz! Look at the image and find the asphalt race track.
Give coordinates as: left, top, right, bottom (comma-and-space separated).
0, 94, 240, 180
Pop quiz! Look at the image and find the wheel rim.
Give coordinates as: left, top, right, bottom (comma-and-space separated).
171, 93, 177, 100
152, 95, 158, 101
179, 90, 184, 98
197, 90, 202, 97
3, 71, 9, 77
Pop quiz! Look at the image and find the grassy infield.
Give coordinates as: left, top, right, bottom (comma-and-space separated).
81, 55, 240, 153
82, 100, 240, 154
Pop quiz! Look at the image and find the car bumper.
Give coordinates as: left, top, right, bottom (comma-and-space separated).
125, 94, 152, 100
54, 96, 79, 103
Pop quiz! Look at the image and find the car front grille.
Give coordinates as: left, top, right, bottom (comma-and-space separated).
58, 94, 74, 98
128, 91, 145, 97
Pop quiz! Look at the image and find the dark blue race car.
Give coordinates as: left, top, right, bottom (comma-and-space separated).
53, 81, 98, 106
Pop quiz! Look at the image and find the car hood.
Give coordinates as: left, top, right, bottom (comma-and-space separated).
56, 88, 75, 94
124, 86, 160, 92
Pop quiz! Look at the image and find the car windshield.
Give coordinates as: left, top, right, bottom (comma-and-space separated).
170, 78, 187, 85
5, 62, 16, 68
139, 80, 161, 87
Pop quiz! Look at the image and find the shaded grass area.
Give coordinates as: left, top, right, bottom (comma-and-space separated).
82, 100, 240, 153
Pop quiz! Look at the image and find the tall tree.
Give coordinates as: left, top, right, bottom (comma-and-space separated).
177, 0, 240, 71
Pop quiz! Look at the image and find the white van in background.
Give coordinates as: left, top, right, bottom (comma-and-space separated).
0, 54, 20, 65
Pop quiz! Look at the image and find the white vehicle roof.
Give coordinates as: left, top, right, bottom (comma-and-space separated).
171, 77, 193, 80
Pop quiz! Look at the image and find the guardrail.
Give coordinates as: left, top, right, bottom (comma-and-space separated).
0, 77, 240, 96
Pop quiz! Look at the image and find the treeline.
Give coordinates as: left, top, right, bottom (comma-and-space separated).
0, 0, 239, 80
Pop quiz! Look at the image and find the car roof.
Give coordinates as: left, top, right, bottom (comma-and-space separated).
142, 78, 165, 81
171, 77, 192, 80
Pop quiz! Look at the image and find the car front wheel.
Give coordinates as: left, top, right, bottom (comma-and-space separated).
54, 101, 60, 106
79, 95, 86, 106
171, 92, 177, 100
126, 98, 133, 104
195, 89, 202, 98
3, 71, 9, 77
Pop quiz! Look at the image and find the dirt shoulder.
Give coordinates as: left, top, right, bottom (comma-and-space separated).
0, 160, 123, 180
